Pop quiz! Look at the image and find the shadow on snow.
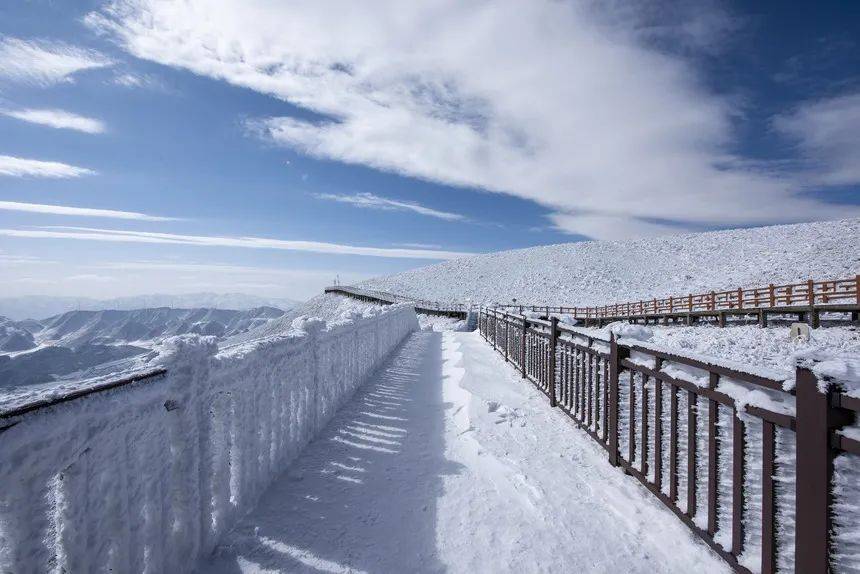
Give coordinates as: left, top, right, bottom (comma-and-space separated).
201, 331, 462, 573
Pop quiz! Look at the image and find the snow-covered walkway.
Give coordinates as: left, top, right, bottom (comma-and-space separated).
199, 331, 730, 573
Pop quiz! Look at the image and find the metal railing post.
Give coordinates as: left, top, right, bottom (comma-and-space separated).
794, 366, 852, 573
608, 334, 628, 467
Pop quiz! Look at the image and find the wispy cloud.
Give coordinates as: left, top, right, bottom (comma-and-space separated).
0, 36, 112, 85
0, 155, 96, 178
774, 91, 860, 187
313, 192, 466, 222
0, 226, 473, 259
87, 0, 859, 240
111, 71, 166, 91
1, 108, 106, 134
0, 201, 176, 222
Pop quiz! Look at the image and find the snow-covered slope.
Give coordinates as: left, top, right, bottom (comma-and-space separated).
0, 317, 37, 353
361, 218, 860, 305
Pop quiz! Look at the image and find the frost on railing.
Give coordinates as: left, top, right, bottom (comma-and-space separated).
479, 307, 860, 574
0, 304, 418, 574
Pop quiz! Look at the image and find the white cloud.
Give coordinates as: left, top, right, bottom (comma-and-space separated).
774, 92, 860, 187
0, 201, 176, 221
313, 192, 465, 221
111, 71, 166, 91
0, 155, 96, 178
0, 226, 473, 259
0, 36, 112, 85
548, 213, 685, 241
1, 108, 106, 134
87, 0, 859, 240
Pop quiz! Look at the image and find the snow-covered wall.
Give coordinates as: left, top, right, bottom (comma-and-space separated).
0, 304, 418, 574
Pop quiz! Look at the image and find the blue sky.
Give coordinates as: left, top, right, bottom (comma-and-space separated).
1, 0, 858, 301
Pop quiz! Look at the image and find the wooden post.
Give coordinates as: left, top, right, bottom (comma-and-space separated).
548, 317, 558, 407
794, 366, 850, 573
737, 287, 743, 310
856, 274, 860, 305
769, 284, 775, 307
608, 334, 628, 467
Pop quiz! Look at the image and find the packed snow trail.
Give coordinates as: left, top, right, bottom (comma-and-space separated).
199, 331, 730, 573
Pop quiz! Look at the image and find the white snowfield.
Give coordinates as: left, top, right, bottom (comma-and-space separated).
360, 217, 860, 306
200, 330, 731, 574
0, 304, 417, 574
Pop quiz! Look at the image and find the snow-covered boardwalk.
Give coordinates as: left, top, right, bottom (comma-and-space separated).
200, 331, 729, 573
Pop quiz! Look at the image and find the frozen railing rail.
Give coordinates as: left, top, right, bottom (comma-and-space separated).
479, 307, 859, 574
325, 285, 470, 316
0, 305, 418, 574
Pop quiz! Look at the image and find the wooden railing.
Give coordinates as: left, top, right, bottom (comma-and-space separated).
493, 275, 860, 325
479, 307, 859, 573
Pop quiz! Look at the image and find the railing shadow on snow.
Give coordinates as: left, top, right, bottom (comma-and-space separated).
199, 331, 464, 573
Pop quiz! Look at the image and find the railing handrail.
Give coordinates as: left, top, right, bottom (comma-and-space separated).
0, 368, 168, 425
482, 306, 787, 392
491, 274, 860, 319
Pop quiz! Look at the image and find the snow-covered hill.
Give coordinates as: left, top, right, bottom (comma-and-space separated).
0, 317, 37, 353
361, 218, 860, 305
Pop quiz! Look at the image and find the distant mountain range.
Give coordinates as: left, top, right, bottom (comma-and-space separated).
0, 293, 300, 321
0, 306, 287, 387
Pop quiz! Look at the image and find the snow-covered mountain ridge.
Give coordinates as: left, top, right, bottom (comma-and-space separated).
0, 292, 299, 321
361, 218, 860, 306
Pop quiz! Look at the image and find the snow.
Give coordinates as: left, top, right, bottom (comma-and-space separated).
0, 304, 417, 574
578, 322, 860, 388
417, 313, 467, 332
361, 218, 860, 307
199, 330, 730, 573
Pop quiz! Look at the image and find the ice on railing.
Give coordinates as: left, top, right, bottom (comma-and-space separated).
0, 304, 418, 574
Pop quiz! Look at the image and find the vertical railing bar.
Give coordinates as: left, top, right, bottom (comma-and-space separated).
587, 352, 594, 429
687, 389, 697, 518
602, 357, 610, 443
654, 358, 664, 493
670, 384, 679, 503
732, 411, 745, 557
628, 370, 636, 464
642, 375, 649, 477
707, 394, 719, 536
595, 353, 602, 434
761, 420, 776, 574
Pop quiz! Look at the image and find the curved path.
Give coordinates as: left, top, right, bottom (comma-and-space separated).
199, 331, 729, 573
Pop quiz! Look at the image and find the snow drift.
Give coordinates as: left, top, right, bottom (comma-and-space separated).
0, 304, 417, 574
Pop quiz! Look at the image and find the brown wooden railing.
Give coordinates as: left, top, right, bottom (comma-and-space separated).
494, 275, 860, 327
479, 307, 859, 573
